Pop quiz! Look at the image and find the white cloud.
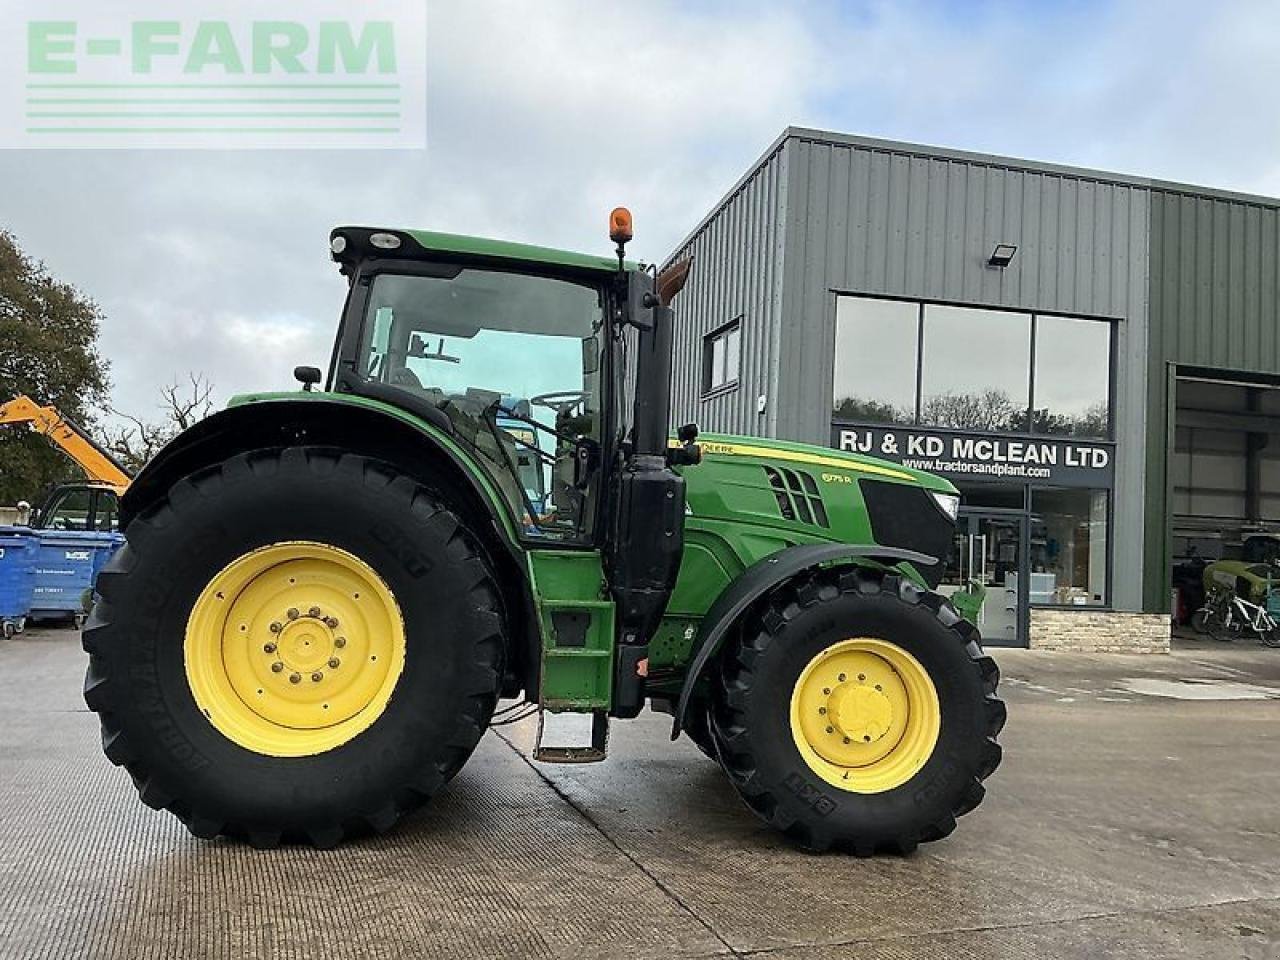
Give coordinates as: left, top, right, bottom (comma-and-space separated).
2, 0, 1279, 423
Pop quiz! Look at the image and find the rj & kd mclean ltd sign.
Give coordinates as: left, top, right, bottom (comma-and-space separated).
831, 423, 1114, 487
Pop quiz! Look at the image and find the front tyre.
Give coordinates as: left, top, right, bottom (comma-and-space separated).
83, 447, 506, 848
711, 567, 1004, 855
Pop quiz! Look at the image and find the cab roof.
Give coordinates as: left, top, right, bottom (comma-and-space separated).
330, 225, 631, 275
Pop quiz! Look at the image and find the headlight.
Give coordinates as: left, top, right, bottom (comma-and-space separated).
929, 491, 960, 522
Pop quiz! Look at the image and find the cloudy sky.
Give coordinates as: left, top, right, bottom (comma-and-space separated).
3, 0, 1279, 421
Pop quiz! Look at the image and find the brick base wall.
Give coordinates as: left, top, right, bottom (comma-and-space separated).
1028, 609, 1170, 653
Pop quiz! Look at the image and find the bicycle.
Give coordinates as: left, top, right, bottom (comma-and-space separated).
1192, 587, 1280, 647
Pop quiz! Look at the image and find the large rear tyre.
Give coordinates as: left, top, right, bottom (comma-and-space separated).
711, 567, 1004, 855
83, 447, 506, 848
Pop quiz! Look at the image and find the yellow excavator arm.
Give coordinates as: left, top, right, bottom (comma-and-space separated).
0, 394, 131, 493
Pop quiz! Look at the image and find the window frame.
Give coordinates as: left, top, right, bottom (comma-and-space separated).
831, 292, 1118, 441
702, 316, 743, 398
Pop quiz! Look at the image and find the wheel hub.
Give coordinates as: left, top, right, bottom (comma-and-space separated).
273, 611, 337, 678
829, 683, 893, 744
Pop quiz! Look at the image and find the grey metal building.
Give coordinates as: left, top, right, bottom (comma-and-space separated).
665, 127, 1280, 648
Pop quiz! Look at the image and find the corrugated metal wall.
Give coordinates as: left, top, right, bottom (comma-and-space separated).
665, 140, 789, 436
1144, 190, 1280, 607
775, 133, 1151, 610
777, 134, 1151, 443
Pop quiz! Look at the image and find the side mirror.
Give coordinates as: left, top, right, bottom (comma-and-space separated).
294, 366, 322, 392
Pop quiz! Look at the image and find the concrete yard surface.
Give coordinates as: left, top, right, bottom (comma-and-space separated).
2, 628, 1279, 959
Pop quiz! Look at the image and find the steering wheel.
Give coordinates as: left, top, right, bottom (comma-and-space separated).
529, 390, 589, 417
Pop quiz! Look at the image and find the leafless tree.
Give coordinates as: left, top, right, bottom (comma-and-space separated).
103, 373, 214, 474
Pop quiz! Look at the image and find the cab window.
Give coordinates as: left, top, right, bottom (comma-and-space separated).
44, 488, 92, 531
93, 491, 119, 532
357, 267, 605, 541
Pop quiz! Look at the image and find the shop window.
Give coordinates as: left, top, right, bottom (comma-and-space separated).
832, 297, 918, 423
703, 319, 741, 393
1033, 316, 1111, 438
1030, 488, 1108, 605
833, 295, 1114, 439
920, 305, 1031, 432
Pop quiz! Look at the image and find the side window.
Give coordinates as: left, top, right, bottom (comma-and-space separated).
702, 318, 741, 394
93, 491, 119, 532
44, 488, 92, 531
355, 269, 605, 542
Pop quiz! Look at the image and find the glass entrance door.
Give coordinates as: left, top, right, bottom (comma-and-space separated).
939, 513, 1026, 647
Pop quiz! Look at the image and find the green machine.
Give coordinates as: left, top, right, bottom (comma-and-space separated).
1203, 534, 1280, 605
84, 211, 1003, 855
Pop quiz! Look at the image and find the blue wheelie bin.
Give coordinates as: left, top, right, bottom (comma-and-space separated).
29, 529, 125, 628
0, 527, 38, 638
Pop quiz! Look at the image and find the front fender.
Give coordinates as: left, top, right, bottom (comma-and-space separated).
670, 543, 938, 739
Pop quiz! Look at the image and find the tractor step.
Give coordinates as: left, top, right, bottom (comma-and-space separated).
533, 709, 609, 763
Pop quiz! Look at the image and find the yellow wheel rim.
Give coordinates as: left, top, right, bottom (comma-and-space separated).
185, 541, 406, 757
789, 638, 940, 794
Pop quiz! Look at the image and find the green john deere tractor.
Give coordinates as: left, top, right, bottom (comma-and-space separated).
84, 210, 1004, 854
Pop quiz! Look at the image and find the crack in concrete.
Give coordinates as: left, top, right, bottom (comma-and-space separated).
491, 726, 743, 959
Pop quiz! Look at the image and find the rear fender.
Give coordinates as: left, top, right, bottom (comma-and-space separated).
669, 543, 938, 739
120, 395, 540, 696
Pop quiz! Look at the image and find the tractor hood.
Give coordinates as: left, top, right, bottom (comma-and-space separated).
691, 434, 957, 494
680, 433, 958, 587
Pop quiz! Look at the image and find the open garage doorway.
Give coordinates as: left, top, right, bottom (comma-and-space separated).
1171, 370, 1280, 639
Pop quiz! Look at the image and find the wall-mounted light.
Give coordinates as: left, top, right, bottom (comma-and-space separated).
988, 243, 1017, 268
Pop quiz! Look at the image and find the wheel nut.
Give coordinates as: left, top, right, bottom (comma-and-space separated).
825, 726, 834, 734
843, 736, 851, 744
311, 672, 323, 683
325, 616, 339, 629
308, 606, 321, 618
858, 673, 866, 682
289, 672, 301, 684
838, 673, 846, 682
328, 657, 340, 669
269, 622, 283, 634
287, 608, 299, 620
818, 707, 826, 715
271, 662, 284, 673
822, 687, 831, 695
335, 636, 347, 649
263, 642, 276, 654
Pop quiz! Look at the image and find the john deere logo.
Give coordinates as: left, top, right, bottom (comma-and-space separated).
3, 1, 426, 149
